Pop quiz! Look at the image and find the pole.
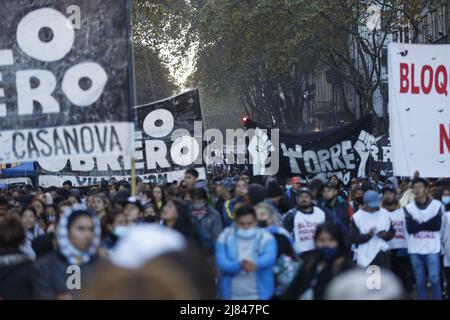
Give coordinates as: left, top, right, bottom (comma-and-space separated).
131, 157, 136, 196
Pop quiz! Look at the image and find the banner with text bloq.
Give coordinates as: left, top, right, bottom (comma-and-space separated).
388, 43, 450, 177
0, 0, 134, 163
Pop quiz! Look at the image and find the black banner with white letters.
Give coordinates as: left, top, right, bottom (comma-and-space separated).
0, 0, 134, 163
369, 135, 393, 178
37, 90, 206, 187
246, 116, 374, 184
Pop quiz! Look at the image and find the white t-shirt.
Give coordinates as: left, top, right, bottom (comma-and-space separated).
293, 207, 326, 254
406, 200, 442, 255
352, 208, 391, 268
442, 211, 450, 267
386, 208, 408, 250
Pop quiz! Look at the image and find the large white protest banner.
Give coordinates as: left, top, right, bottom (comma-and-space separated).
388, 43, 450, 177
0, 0, 134, 163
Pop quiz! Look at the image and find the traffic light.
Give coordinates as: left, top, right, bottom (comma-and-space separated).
242, 115, 250, 126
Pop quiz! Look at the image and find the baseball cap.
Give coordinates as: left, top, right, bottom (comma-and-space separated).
290, 177, 302, 185
216, 178, 235, 192
297, 187, 312, 198
363, 191, 381, 209
323, 182, 338, 190
381, 184, 396, 194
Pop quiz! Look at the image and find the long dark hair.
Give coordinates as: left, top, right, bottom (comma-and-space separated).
149, 185, 167, 212
170, 200, 199, 245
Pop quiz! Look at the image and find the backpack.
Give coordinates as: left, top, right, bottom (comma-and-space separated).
273, 254, 300, 296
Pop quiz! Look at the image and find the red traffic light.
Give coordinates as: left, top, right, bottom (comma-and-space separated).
242, 116, 250, 126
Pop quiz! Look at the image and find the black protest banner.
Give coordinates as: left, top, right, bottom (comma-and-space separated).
36, 90, 206, 187
369, 135, 393, 178
0, 0, 134, 163
246, 115, 374, 185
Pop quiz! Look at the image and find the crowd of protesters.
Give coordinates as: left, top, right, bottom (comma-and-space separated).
0, 167, 449, 300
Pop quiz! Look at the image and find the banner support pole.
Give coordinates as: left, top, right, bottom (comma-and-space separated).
131, 157, 137, 196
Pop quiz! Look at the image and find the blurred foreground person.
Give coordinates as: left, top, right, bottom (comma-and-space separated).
32, 204, 102, 299
283, 222, 353, 300
0, 215, 34, 299
161, 199, 201, 247
255, 203, 298, 297
216, 205, 277, 300
324, 267, 405, 300
84, 224, 215, 299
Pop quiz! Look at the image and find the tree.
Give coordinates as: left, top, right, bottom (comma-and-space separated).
188, 0, 320, 130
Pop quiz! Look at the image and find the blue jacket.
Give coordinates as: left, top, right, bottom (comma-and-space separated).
215, 226, 277, 300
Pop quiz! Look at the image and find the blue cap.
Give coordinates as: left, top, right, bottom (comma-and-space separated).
363, 190, 381, 209
217, 178, 235, 192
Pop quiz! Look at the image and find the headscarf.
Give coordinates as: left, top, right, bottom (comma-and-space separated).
57, 204, 101, 265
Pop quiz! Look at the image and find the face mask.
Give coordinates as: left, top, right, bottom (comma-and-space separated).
317, 247, 339, 262
354, 196, 363, 204
443, 196, 450, 205
297, 204, 311, 211
258, 220, 268, 228
192, 202, 205, 210
237, 227, 257, 239
114, 226, 129, 238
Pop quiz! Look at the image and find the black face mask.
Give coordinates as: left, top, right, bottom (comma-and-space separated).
382, 199, 397, 207
354, 196, 363, 204
144, 215, 158, 224
297, 204, 312, 211
258, 220, 268, 228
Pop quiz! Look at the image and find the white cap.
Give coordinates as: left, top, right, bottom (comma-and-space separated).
110, 224, 187, 269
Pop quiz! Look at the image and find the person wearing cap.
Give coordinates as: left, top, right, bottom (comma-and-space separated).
124, 197, 145, 224
404, 177, 444, 300
319, 182, 353, 230
283, 188, 326, 256
285, 177, 303, 210
222, 179, 248, 228
349, 190, 395, 268
381, 183, 413, 295
214, 178, 234, 216
32, 204, 102, 299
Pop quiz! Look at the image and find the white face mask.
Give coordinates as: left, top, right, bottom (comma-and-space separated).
443, 196, 450, 205
114, 226, 129, 238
